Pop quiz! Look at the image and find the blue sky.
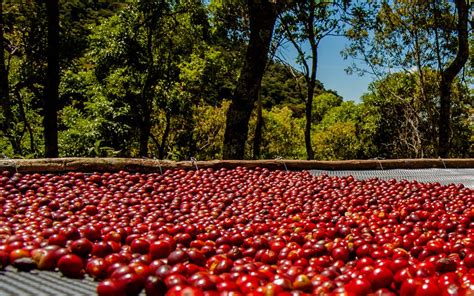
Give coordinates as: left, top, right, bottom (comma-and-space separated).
279, 35, 375, 102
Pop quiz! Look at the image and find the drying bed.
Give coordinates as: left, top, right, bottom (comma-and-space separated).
0, 167, 473, 295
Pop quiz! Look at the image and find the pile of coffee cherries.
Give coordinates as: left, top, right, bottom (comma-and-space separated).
0, 168, 473, 295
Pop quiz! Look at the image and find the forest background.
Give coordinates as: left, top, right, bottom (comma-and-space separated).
0, 0, 473, 161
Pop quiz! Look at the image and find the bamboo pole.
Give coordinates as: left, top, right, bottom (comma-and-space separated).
0, 158, 473, 173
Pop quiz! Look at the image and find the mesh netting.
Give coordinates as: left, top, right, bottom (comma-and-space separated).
310, 168, 474, 189
0, 266, 97, 296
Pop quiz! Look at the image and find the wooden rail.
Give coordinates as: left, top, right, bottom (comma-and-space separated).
0, 158, 473, 173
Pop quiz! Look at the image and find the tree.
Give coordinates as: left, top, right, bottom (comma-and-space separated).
44, 0, 60, 157
312, 91, 343, 123
0, 1, 47, 157
438, 0, 469, 157
250, 55, 292, 160
278, 1, 342, 159
0, 1, 13, 151
361, 71, 471, 158
191, 101, 230, 160
222, 0, 279, 159
89, 0, 209, 158
344, 0, 471, 157
0, 1, 124, 158
254, 60, 322, 158
246, 105, 305, 159
311, 98, 378, 160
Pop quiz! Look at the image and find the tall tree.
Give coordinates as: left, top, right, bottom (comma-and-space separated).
0, 1, 13, 148
279, 1, 341, 159
90, 1, 172, 157
344, 0, 471, 157
222, 0, 279, 159
89, 0, 208, 158
44, 0, 60, 157
252, 92, 263, 159
362, 70, 471, 158
438, 0, 469, 157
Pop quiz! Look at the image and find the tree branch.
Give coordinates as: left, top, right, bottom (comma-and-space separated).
279, 14, 310, 78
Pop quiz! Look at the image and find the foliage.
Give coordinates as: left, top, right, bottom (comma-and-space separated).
0, 0, 472, 160
260, 61, 320, 117
312, 91, 343, 123
179, 44, 241, 106
277, 1, 345, 160
246, 106, 306, 159
58, 70, 131, 157
191, 101, 230, 160
0, 0, 125, 157
343, 0, 472, 157
88, 0, 209, 157
362, 71, 471, 158
343, 0, 458, 76
313, 101, 378, 160
208, 0, 248, 45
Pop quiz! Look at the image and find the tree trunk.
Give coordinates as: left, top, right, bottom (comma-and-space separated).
138, 78, 151, 157
185, 116, 197, 158
0, 1, 13, 147
253, 93, 263, 159
305, 45, 317, 160
438, 0, 469, 158
44, 0, 60, 158
15, 89, 36, 155
304, 85, 315, 160
304, 6, 317, 160
222, 0, 278, 160
138, 26, 154, 157
139, 110, 151, 157
431, 1, 443, 153
158, 112, 171, 159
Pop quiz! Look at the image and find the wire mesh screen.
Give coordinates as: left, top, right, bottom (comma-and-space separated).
310, 168, 474, 189
0, 267, 97, 296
